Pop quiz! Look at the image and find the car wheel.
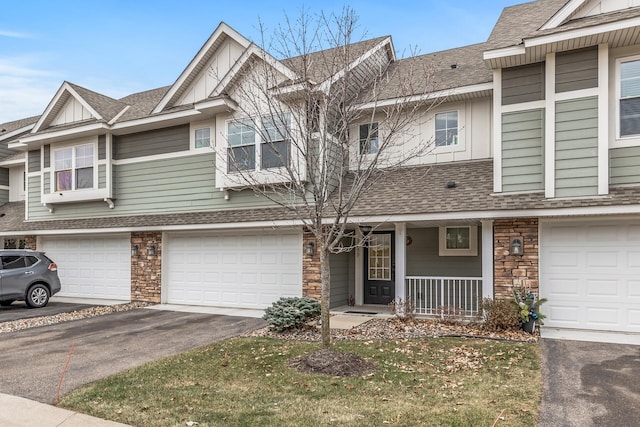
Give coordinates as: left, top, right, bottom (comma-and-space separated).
0, 300, 14, 307
26, 284, 50, 308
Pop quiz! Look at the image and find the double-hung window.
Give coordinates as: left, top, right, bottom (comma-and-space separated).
54, 144, 94, 191
227, 114, 291, 172
619, 58, 640, 138
261, 114, 291, 169
359, 122, 379, 155
435, 111, 458, 147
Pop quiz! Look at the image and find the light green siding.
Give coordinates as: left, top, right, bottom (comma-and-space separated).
43, 172, 50, 194
98, 164, 107, 189
406, 228, 482, 277
610, 146, 640, 185
502, 62, 545, 105
0, 189, 8, 205
28, 152, 280, 220
502, 109, 544, 192
555, 97, 598, 197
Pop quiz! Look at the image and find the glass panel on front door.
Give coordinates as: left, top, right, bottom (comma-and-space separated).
368, 233, 391, 281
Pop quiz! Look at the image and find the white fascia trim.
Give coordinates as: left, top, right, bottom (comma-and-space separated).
108, 106, 130, 125
0, 124, 35, 143
0, 156, 25, 167
318, 37, 393, 94
356, 82, 494, 110
33, 82, 103, 133
0, 185, 9, 191
12, 122, 109, 147
483, 45, 526, 61
526, 16, 640, 48
346, 204, 640, 223
7, 218, 304, 236
501, 100, 546, 113
110, 109, 201, 131
211, 45, 299, 98
540, 0, 586, 31
152, 22, 252, 114
194, 97, 238, 112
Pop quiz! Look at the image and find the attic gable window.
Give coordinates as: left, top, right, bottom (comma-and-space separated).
619, 58, 640, 137
54, 144, 94, 191
435, 111, 458, 147
359, 123, 379, 155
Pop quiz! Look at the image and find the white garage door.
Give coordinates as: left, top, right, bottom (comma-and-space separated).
540, 220, 640, 334
165, 231, 302, 309
40, 235, 131, 300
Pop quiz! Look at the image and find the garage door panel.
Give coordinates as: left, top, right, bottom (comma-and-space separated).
541, 220, 640, 334
40, 235, 130, 300
166, 232, 302, 309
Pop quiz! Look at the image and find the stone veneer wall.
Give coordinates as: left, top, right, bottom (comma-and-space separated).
131, 231, 162, 302
494, 218, 539, 299
302, 230, 321, 300
23, 235, 37, 250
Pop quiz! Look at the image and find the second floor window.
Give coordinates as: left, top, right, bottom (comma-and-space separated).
54, 144, 94, 191
359, 123, 379, 155
435, 111, 458, 147
620, 58, 640, 137
194, 128, 211, 148
227, 114, 290, 172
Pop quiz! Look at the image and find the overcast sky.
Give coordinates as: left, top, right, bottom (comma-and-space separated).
0, 0, 523, 124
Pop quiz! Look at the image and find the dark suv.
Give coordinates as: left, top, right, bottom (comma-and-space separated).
0, 250, 62, 308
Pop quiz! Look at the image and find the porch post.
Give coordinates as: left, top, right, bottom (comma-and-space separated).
395, 222, 407, 302
355, 229, 364, 305
481, 219, 494, 299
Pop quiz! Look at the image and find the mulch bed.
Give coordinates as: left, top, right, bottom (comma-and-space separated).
289, 349, 378, 377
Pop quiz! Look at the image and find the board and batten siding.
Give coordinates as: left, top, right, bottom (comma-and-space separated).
502, 62, 545, 105
28, 152, 278, 219
501, 109, 545, 192
406, 228, 482, 277
555, 47, 598, 93
113, 125, 189, 160
555, 97, 599, 197
610, 146, 640, 185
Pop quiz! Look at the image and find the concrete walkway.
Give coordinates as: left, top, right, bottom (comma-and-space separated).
0, 393, 130, 426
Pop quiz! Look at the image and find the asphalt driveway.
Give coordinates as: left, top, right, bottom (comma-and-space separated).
0, 301, 94, 322
539, 338, 640, 426
0, 308, 265, 404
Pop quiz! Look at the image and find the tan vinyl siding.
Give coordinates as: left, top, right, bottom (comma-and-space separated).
555, 47, 598, 93
502, 62, 545, 105
555, 97, 598, 197
406, 228, 482, 277
113, 125, 189, 160
502, 109, 544, 192
610, 146, 640, 185
28, 150, 40, 173
28, 152, 279, 220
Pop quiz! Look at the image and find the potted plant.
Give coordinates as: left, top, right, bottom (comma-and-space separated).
513, 288, 547, 334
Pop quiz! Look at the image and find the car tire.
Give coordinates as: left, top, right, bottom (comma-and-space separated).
26, 284, 50, 308
0, 300, 14, 307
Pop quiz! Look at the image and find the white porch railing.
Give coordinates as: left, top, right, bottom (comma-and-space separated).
406, 276, 483, 318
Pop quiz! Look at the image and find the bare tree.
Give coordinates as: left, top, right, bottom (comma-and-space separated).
216, 7, 440, 347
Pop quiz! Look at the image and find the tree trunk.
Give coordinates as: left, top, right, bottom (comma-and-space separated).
320, 243, 331, 348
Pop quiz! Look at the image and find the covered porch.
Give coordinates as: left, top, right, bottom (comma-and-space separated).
329, 220, 494, 318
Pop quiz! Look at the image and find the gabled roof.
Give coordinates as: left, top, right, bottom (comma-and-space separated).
0, 115, 39, 143
32, 81, 127, 133
152, 22, 252, 114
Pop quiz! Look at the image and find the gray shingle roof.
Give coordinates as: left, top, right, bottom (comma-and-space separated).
116, 86, 172, 122
66, 82, 128, 122
0, 116, 40, 134
533, 6, 640, 37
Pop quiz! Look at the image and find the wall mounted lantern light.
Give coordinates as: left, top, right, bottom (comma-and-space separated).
305, 241, 315, 256
148, 244, 157, 257
359, 225, 372, 236
510, 237, 523, 256
131, 244, 139, 257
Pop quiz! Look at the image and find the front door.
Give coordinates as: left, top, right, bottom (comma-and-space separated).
364, 231, 395, 304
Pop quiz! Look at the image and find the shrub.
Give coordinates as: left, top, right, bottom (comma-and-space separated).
481, 298, 521, 331
263, 297, 321, 332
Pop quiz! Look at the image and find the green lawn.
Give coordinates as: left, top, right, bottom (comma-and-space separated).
60, 337, 540, 426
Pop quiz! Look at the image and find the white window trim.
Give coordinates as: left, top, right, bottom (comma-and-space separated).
189, 120, 215, 151
614, 54, 640, 147
438, 225, 478, 256
50, 139, 98, 193
358, 122, 380, 156
433, 108, 465, 154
